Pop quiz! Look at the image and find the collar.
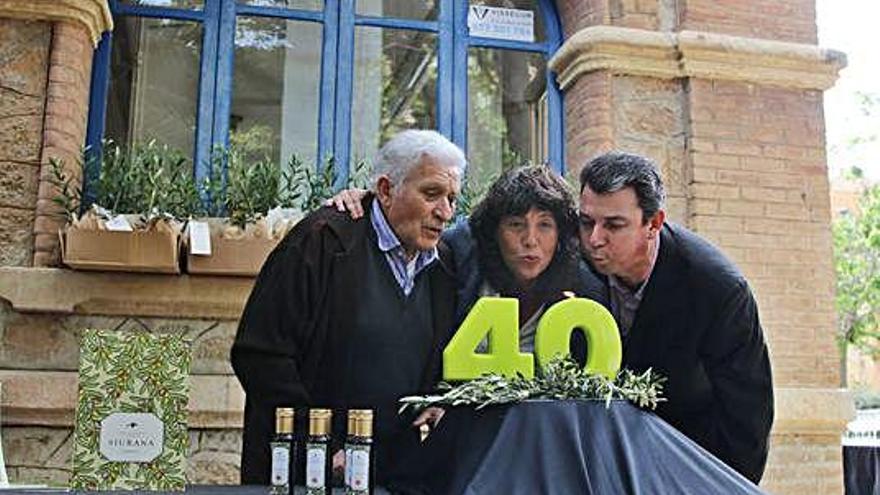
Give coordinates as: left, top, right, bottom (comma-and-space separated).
369, 198, 438, 263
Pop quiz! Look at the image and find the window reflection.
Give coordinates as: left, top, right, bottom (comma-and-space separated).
118, 0, 203, 8
357, 0, 437, 20
351, 27, 437, 163
467, 48, 547, 188
105, 17, 201, 157
231, 17, 322, 166
237, 0, 323, 9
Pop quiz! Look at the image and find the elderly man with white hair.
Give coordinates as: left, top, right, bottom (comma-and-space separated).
231, 129, 465, 488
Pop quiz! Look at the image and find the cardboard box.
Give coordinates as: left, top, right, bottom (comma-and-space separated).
61, 225, 181, 274
185, 233, 280, 277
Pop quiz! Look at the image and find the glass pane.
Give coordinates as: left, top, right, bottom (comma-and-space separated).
469, 0, 545, 42
237, 0, 323, 10
232, 17, 322, 166
357, 0, 437, 20
467, 48, 547, 188
105, 17, 201, 157
351, 27, 438, 164
118, 0, 203, 8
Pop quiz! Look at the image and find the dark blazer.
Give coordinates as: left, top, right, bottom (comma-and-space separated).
609, 223, 774, 484
231, 195, 457, 486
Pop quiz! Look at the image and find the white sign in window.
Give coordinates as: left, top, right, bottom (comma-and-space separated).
467, 6, 534, 43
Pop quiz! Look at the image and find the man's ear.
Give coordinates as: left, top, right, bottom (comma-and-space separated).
648, 209, 665, 238
376, 176, 394, 208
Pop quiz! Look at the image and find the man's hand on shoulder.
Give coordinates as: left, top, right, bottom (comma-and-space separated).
325, 188, 368, 219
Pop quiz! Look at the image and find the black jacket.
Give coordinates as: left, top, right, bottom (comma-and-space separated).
600, 223, 774, 483
231, 196, 457, 485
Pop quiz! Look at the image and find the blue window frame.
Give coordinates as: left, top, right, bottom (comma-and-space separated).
85, 0, 564, 207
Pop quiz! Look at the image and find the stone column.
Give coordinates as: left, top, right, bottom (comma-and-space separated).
0, 0, 112, 267
550, 3, 850, 493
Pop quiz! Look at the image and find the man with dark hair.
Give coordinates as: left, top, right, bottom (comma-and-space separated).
231, 129, 465, 488
578, 151, 774, 484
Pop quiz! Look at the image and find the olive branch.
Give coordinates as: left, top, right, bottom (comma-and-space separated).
399, 355, 665, 413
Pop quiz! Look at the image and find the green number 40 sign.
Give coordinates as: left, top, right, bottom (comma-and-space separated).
442, 297, 622, 381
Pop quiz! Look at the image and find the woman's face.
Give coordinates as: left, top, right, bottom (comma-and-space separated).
497, 207, 559, 287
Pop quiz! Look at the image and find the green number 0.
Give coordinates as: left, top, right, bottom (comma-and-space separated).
443, 297, 621, 381
534, 298, 621, 379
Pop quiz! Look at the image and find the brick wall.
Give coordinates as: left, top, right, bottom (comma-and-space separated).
612, 76, 689, 223
563, 71, 613, 175
686, 79, 838, 388
556, 0, 607, 38
0, 18, 51, 266
32, 23, 94, 267
679, 0, 817, 43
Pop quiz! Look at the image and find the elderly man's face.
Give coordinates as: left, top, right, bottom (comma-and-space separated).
377, 156, 461, 257
578, 186, 663, 286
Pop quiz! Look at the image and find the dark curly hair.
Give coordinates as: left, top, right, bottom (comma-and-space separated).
468, 166, 580, 313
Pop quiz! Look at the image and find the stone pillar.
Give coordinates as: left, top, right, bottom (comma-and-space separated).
0, 18, 50, 266
550, 3, 850, 492
0, 0, 112, 267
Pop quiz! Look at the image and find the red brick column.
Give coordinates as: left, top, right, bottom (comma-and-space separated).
32, 23, 94, 267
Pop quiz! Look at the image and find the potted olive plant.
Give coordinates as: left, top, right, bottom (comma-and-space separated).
51, 140, 196, 274
183, 143, 371, 276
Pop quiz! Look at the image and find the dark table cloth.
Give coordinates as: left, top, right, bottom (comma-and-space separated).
845, 446, 880, 495
391, 399, 767, 494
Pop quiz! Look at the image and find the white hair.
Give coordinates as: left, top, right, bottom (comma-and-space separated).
371, 129, 467, 187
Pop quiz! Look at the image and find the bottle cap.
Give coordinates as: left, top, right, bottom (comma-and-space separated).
309, 408, 332, 436
275, 407, 294, 434
353, 409, 373, 438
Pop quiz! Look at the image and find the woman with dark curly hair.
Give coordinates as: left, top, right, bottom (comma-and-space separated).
444, 165, 606, 351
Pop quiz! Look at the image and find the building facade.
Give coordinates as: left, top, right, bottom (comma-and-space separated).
0, 0, 851, 492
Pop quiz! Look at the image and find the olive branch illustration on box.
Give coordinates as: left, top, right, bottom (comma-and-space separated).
71, 329, 191, 491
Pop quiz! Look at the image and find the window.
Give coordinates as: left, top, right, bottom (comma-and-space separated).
87, 0, 563, 205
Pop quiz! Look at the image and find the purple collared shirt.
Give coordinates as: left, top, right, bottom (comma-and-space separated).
370, 198, 438, 296
608, 235, 660, 337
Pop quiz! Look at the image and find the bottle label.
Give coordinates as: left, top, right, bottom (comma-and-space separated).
270, 443, 290, 486
306, 444, 327, 488
350, 449, 370, 492
344, 445, 352, 488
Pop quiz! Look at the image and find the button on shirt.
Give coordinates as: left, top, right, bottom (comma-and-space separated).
608, 236, 660, 337
370, 199, 438, 296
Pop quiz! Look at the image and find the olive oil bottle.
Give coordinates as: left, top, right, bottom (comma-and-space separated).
305, 409, 332, 494
345, 409, 374, 495
270, 407, 296, 495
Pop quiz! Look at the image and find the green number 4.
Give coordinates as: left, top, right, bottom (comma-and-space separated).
443, 297, 622, 381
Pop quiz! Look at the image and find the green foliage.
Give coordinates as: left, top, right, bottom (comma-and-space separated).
52, 139, 372, 226
833, 184, 880, 354
201, 146, 291, 228
456, 169, 498, 218
93, 140, 200, 218
399, 355, 665, 413
47, 157, 84, 221
854, 389, 880, 410
50, 141, 200, 219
